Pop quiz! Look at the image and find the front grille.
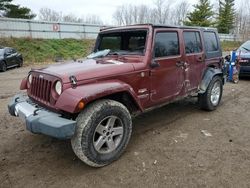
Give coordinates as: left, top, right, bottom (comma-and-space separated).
30, 75, 52, 103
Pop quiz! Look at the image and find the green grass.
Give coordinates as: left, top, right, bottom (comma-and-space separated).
221, 41, 242, 51
0, 38, 95, 63
0, 38, 243, 63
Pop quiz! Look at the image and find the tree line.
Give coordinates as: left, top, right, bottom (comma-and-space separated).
0, 0, 250, 38
113, 0, 236, 34
113, 0, 250, 38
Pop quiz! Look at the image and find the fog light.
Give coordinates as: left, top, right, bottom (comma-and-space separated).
78, 101, 85, 110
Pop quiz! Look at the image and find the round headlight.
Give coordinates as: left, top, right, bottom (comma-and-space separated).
28, 74, 32, 84
55, 81, 62, 95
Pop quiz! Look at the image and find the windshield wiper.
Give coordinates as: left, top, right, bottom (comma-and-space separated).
87, 49, 141, 59
87, 49, 111, 59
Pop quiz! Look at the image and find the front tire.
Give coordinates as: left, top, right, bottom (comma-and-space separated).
18, 58, 23, 67
198, 76, 223, 111
71, 99, 132, 167
1, 62, 7, 72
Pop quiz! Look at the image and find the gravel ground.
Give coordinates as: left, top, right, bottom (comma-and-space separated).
0, 66, 250, 188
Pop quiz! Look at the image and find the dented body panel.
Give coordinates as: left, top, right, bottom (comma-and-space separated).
55, 80, 144, 113
18, 24, 223, 116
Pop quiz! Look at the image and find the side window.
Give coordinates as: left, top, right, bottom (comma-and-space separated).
204, 31, 219, 52
154, 32, 179, 58
183, 31, 202, 54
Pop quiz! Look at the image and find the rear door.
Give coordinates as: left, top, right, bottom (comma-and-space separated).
150, 29, 185, 103
183, 30, 205, 91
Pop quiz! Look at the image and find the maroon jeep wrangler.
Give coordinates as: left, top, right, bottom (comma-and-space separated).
8, 24, 224, 167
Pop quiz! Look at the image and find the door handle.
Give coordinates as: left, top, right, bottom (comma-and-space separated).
176, 61, 184, 67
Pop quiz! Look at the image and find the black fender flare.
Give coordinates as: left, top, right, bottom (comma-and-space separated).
198, 67, 224, 94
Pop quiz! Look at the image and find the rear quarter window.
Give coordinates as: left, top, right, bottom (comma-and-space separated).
204, 31, 219, 52
203, 31, 221, 59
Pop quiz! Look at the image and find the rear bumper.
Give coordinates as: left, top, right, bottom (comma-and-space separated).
8, 94, 76, 139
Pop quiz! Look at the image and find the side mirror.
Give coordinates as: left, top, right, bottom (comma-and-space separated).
150, 60, 160, 68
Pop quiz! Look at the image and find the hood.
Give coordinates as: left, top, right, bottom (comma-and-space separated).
32, 58, 136, 83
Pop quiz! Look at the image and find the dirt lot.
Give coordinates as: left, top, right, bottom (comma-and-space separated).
1, 66, 250, 188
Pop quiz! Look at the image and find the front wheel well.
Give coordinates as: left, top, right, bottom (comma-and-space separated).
64, 92, 141, 120
99, 92, 141, 115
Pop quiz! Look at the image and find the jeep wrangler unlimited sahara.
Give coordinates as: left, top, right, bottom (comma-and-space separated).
8, 24, 224, 167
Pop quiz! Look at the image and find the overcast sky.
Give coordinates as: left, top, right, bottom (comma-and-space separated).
14, 0, 242, 24
13, 0, 197, 24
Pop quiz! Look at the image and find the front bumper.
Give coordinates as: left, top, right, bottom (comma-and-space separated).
8, 94, 76, 139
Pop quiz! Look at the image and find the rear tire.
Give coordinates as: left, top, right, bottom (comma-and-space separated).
18, 58, 23, 67
71, 99, 132, 167
198, 76, 223, 111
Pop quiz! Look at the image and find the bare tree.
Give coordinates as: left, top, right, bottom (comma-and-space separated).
113, 4, 142, 25
137, 5, 152, 24
113, 1, 175, 26
171, 1, 190, 25
152, 0, 171, 24
39, 7, 62, 22
235, 0, 250, 40
62, 13, 80, 23
82, 15, 103, 25
38, 7, 103, 25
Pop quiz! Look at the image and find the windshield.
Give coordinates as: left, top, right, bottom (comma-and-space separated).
239, 40, 250, 52
94, 30, 147, 56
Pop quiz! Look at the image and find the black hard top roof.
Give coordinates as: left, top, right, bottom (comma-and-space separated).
101, 23, 218, 32
153, 24, 217, 30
